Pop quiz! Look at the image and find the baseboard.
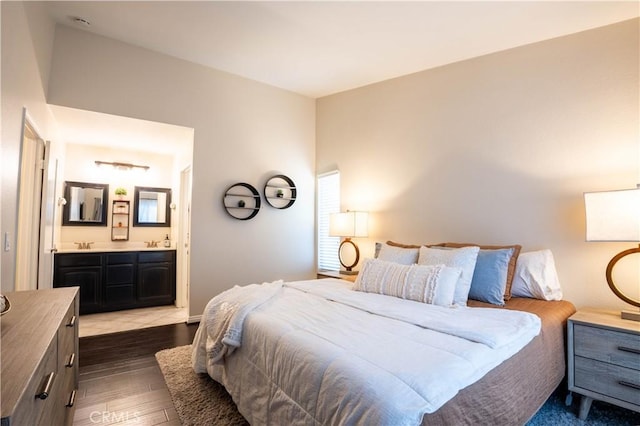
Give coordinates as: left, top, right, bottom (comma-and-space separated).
187, 315, 201, 324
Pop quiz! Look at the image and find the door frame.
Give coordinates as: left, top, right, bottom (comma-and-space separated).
176, 165, 192, 310
15, 110, 47, 291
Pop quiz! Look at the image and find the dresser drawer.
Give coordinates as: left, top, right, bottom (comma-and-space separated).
574, 324, 640, 370
58, 310, 77, 371
575, 356, 640, 406
9, 338, 58, 426
42, 359, 77, 426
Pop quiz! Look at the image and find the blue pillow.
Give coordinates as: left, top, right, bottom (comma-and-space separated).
467, 248, 515, 305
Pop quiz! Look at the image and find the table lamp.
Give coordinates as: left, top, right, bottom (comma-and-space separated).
329, 211, 368, 274
584, 185, 640, 321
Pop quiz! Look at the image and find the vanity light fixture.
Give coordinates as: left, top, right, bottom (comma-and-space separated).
95, 160, 150, 171
584, 185, 640, 321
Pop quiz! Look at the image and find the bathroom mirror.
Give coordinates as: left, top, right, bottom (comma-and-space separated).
62, 181, 109, 226
134, 186, 171, 227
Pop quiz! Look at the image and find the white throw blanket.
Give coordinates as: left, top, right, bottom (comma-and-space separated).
193, 279, 541, 425
192, 280, 282, 371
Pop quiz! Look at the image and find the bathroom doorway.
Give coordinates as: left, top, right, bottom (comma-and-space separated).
49, 105, 194, 334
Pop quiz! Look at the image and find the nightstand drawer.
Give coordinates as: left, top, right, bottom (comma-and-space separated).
574, 324, 640, 370
575, 356, 640, 406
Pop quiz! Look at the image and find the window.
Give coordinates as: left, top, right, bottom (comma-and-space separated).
317, 171, 340, 271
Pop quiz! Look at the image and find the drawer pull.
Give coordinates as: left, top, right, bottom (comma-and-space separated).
37, 372, 55, 399
66, 353, 76, 368
617, 346, 640, 355
619, 380, 640, 391
67, 389, 77, 407
66, 315, 76, 327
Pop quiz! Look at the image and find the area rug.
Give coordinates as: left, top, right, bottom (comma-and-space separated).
155, 345, 248, 426
157, 345, 640, 425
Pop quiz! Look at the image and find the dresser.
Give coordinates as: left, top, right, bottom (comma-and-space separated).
1, 287, 79, 426
568, 309, 640, 420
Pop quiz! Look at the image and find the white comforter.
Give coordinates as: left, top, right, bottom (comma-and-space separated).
192, 279, 541, 425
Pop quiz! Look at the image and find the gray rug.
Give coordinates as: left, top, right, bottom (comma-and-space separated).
155, 345, 248, 426
157, 345, 639, 425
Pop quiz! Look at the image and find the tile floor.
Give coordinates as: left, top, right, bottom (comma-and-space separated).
79, 305, 189, 337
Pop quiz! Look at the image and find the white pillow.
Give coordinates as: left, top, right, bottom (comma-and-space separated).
418, 246, 480, 306
511, 250, 563, 301
375, 242, 419, 265
355, 258, 460, 306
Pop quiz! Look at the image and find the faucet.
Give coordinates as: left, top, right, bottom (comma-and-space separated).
74, 242, 94, 250
145, 240, 159, 248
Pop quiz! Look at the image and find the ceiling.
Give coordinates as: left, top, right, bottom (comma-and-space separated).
45, 1, 639, 99
44, 1, 638, 154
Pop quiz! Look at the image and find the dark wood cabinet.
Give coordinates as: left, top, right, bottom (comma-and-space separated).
138, 251, 175, 305
54, 250, 176, 314
105, 252, 137, 310
54, 254, 102, 314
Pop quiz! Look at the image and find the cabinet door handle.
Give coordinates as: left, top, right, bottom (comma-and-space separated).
617, 346, 640, 355
37, 372, 56, 399
619, 380, 640, 391
66, 353, 75, 368
66, 315, 76, 327
67, 389, 77, 408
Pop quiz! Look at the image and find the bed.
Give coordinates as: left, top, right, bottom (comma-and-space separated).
192, 244, 576, 425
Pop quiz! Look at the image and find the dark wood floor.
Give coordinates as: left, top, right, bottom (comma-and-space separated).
73, 323, 199, 426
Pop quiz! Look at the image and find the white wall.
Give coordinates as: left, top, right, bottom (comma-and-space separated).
317, 19, 639, 310
1, 2, 60, 292
47, 25, 316, 318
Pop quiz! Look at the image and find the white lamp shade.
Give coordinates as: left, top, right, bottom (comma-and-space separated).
329, 211, 368, 238
584, 187, 640, 242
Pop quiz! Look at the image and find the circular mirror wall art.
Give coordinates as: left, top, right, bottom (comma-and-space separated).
264, 174, 296, 209
223, 182, 261, 220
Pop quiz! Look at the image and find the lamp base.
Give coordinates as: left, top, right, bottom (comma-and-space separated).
621, 310, 640, 322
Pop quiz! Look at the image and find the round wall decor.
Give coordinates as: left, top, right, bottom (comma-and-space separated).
264, 174, 296, 209
223, 182, 261, 220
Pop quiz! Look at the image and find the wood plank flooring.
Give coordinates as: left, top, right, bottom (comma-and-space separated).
73, 323, 199, 426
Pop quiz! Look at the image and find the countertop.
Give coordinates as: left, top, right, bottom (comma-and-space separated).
56, 246, 176, 254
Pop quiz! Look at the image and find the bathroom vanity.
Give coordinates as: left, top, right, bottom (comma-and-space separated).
53, 249, 176, 314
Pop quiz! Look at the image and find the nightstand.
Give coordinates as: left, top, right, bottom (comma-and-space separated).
567, 309, 640, 420
316, 270, 358, 283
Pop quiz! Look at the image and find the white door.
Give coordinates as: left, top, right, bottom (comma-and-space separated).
38, 154, 58, 289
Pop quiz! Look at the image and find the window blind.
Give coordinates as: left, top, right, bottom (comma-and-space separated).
317, 171, 340, 271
